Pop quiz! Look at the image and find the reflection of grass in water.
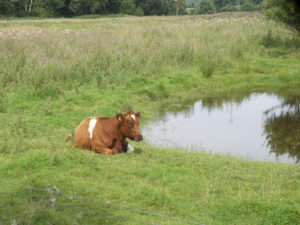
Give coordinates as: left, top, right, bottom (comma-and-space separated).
263, 100, 300, 162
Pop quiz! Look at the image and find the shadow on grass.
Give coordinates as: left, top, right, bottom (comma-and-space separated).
133, 148, 143, 154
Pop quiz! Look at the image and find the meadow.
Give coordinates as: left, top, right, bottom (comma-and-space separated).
0, 12, 300, 224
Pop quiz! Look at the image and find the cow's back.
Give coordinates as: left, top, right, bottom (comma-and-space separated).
75, 118, 93, 150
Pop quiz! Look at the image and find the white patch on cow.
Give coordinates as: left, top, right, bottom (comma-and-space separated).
127, 144, 134, 153
88, 118, 97, 140
131, 114, 136, 121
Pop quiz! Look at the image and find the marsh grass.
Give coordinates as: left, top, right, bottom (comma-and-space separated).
0, 12, 300, 225
1, 12, 298, 98
261, 29, 300, 49
199, 53, 216, 77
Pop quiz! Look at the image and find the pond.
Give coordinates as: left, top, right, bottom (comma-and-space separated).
142, 90, 300, 164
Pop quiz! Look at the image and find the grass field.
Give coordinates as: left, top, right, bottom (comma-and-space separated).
0, 12, 300, 224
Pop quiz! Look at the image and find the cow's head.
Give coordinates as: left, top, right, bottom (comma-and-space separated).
116, 111, 143, 142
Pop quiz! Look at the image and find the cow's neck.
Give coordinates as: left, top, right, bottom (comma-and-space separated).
115, 124, 126, 143
118, 131, 126, 143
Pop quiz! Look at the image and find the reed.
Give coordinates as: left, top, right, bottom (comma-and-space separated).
1, 12, 299, 98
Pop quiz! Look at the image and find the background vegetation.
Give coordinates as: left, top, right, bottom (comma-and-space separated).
0, 0, 265, 17
263, 0, 300, 31
1, 0, 299, 19
0, 0, 186, 16
0, 12, 300, 224
2, 0, 298, 19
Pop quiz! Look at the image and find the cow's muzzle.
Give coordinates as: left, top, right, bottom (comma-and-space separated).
137, 135, 143, 142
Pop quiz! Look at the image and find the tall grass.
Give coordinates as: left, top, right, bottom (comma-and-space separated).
1, 12, 298, 98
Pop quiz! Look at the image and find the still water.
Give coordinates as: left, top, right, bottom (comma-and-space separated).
143, 91, 300, 164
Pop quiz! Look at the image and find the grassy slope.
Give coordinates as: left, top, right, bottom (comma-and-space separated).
0, 13, 300, 224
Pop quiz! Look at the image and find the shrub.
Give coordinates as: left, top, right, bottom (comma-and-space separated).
178, 8, 188, 15
194, 0, 216, 14
31, 7, 53, 17
120, 0, 136, 15
261, 30, 277, 48
201, 62, 215, 77
240, 1, 257, 12
263, 0, 300, 31
219, 4, 238, 12
134, 6, 144, 16
261, 30, 300, 50
200, 54, 216, 78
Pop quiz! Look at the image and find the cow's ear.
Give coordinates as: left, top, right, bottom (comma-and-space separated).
135, 112, 141, 118
116, 113, 124, 121
116, 113, 125, 127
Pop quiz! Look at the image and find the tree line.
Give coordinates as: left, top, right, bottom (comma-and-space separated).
0, 0, 264, 17
0, 0, 185, 16
190, 0, 263, 14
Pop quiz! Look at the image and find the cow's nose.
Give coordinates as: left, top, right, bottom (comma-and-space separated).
138, 135, 143, 141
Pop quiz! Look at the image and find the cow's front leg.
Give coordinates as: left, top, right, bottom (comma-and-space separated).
93, 141, 119, 154
94, 146, 117, 154
121, 140, 134, 153
122, 140, 128, 152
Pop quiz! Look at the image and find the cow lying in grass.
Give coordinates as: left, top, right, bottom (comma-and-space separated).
66, 111, 143, 154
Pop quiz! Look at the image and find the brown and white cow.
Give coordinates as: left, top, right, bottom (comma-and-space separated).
66, 111, 143, 154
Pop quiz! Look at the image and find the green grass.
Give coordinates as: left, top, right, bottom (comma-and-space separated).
1, 145, 299, 224
0, 12, 300, 224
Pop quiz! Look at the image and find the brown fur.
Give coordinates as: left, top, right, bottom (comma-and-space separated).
66, 111, 143, 154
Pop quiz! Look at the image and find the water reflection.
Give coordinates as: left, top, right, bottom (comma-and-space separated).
143, 89, 300, 164
263, 93, 300, 163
